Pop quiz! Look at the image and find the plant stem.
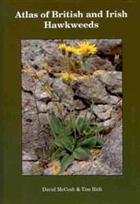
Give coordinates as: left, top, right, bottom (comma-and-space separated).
64, 55, 77, 138
82, 58, 94, 123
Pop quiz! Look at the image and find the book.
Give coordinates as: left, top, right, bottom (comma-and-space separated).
0, 0, 140, 203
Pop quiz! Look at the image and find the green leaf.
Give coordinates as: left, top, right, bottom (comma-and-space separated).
75, 117, 92, 135
54, 138, 65, 149
55, 136, 76, 152
61, 154, 74, 172
83, 128, 95, 137
96, 139, 103, 148
50, 116, 73, 138
94, 125, 104, 134
51, 148, 66, 160
76, 117, 86, 131
50, 117, 64, 136
73, 147, 91, 161
78, 136, 97, 149
63, 126, 73, 137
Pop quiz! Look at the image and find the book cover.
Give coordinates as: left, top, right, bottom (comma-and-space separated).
0, 0, 140, 203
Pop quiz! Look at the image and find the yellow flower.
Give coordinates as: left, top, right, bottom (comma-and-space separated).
65, 46, 80, 55
78, 41, 97, 56
58, 44, 80, 55
60, 72, 78, 81
58, 43, 67, 50
51, 161, 61, 175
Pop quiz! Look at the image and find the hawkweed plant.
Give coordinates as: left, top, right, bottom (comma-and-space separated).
23, 41, 103, 173
48, 41, 103, 173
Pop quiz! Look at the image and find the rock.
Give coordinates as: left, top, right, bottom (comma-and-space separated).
22, 111, 47, 150
21, 40, 63, 70
34, 80, 52, 102
61, 160, 115, 175
43, 167, 52, 175
22, 161, 43, 175
45, 101, 67, 118
78, 109, 95, 120
42, 40, 63, 70
74, 99, 86, 110
37, 101, 48, 113
99, 118, 116, 131
94, 70, 122, 95
22, 91, 36, 114
117, 99, 122, 108
89, 55, 115, 71
22, 92, 39, 150
97, 106, 122, 131
93, 39, 122, 55
22, 151, 37, 161
22, 72, 35, 92
52, 78, 74, 107
38, 113, 49, 126
108, 95, 119, 104
22, 91, 47, 155
93, 104, 113, 121
22, 161, 34, 175
46, 101, 59, 115
73, 75, 119, 105
21, 40, 47, 70
99, 120, 122, 174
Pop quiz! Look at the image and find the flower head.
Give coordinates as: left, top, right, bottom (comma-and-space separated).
58, 44, 80, 56
60, 72, 77, 82
65, 46, 80, 55
51, 161, 61, 175
77, 41, 97, 56
58, 43, 68, 55
58, 43, 67, 50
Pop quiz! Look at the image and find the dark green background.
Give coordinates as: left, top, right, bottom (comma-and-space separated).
1, 0, 140, 203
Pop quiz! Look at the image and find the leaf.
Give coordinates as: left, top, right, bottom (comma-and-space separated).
73, 147, 91, 161
54, 139, 64, 149
75, 117, 91, 135
50, 117, 64, 137
75, 117, 85, 133
96, 139, 103, 148
62, 136, 76, 152
50, 116, 73, 138
83, 128, 95, 137
51, 149, 66, 160
63, 125, 73, 137
78, 136, 97, 149
54, 136, 76, 152
94, 125, 104, 134
61, 154, 74, 172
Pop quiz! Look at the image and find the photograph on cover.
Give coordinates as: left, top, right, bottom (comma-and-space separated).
21, 39, 122, 175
